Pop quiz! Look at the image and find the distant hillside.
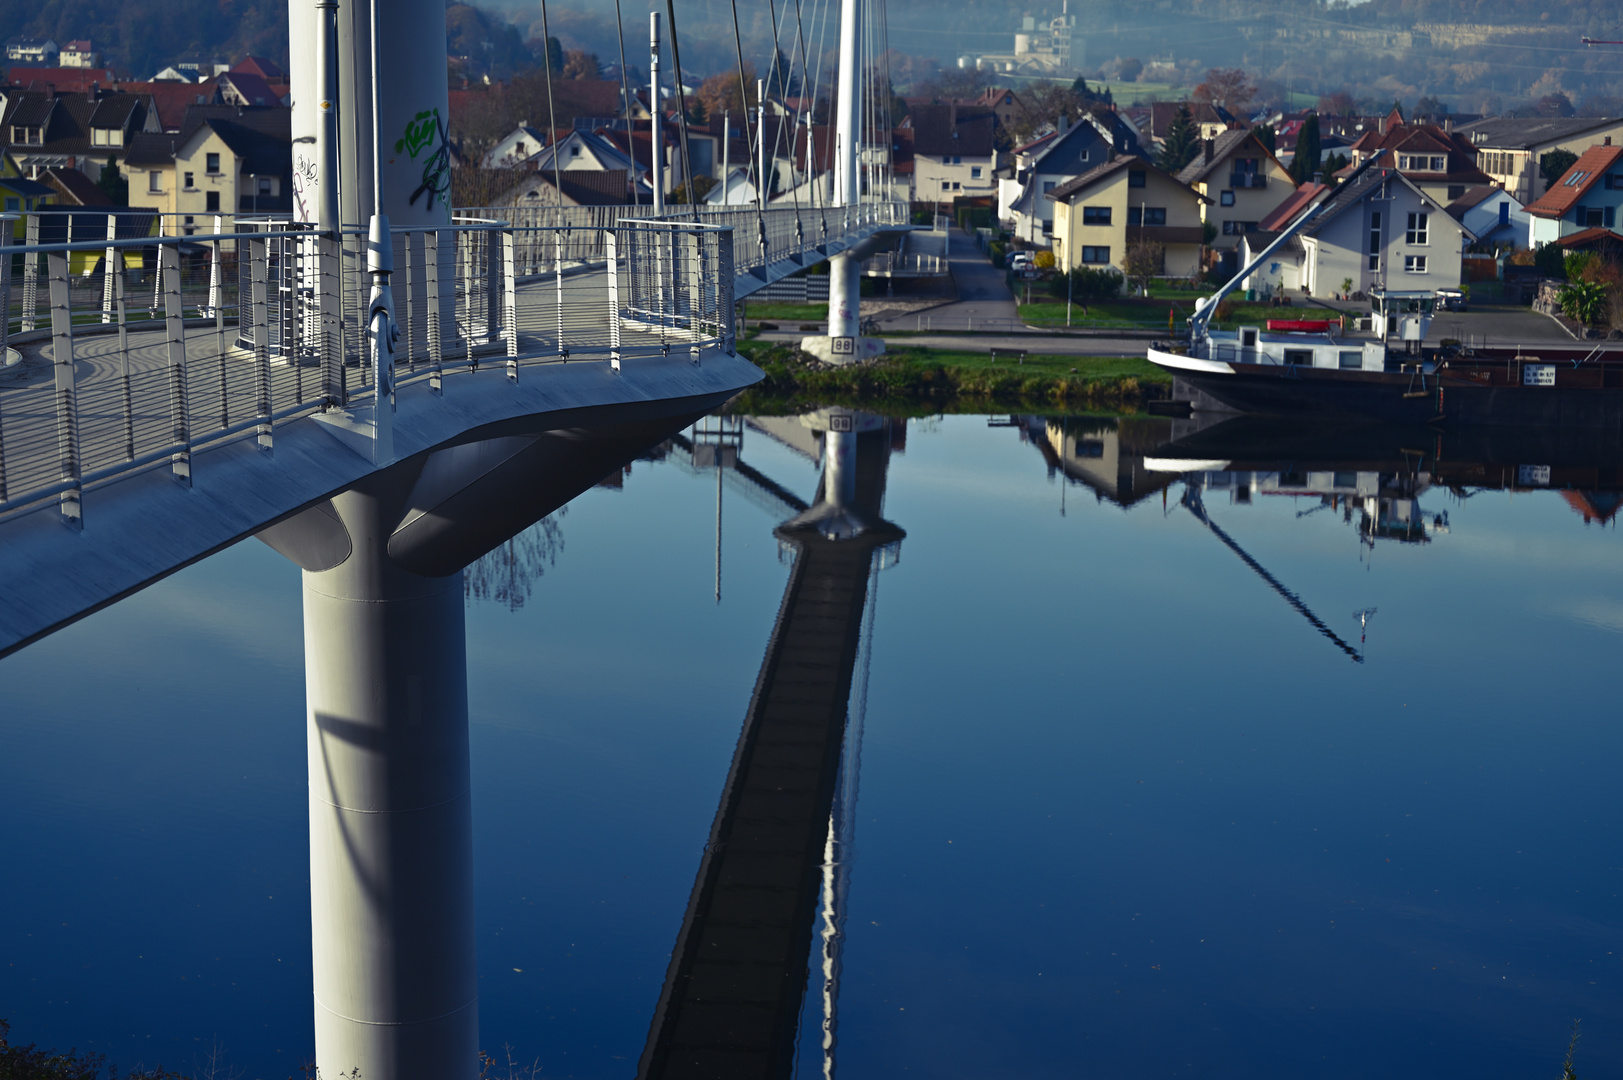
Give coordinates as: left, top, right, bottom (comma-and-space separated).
4, 0, 1617, 115
0, 0, 540, 83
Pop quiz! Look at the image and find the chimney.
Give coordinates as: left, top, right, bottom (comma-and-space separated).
1203, 138, 1213, 164
1378, 116, 1386, 135
1608, 136, 1614, 146
1058, 113, 1068, 135
1444, 117, 1453, 133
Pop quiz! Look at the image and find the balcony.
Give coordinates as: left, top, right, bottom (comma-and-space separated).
1125, 225, 1205, 245
1229, 173, 1267, 190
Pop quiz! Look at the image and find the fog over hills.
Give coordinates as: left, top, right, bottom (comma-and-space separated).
6, 0, 1619, 113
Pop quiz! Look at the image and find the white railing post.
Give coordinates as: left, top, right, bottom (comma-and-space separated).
46, 248, 80, 524
21, 214, 38, 332
425, 229, 443, 394
502, 226, 517, 379
101, 213, 116, 324
606, 228, 621, 373
161, 243, 192, 485
687, 228, 703, 364
114, 247, 133, 461
318, 233, 346, 406
251, 235, 274, 451
553, 233, 568, 362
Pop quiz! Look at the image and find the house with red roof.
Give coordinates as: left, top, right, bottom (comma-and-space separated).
1346, 109, 1491, 205
1525, 144, 1623, 248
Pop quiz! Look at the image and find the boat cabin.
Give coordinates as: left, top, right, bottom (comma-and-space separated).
1203, 326, 1389, 372
1370, 288, 1436, 342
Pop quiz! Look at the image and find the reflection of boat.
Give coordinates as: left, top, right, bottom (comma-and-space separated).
1145, 413, 1623, 528
1146, 161, 1623, 426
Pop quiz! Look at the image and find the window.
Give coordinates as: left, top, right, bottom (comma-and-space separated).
2, 197, 15, 211
570, 145, 581, 157
1081, 245, 1110, 263
1082, 205, 1111, 225
1404, 254, 1427, 273
205, 191, 219, 212
1283, 349, 1313, 366
951, 181, 960, 190
1041, 219, 1053, 235
1406, 212, 1428, 245
970, 166, 982, 179
148, 171, 161, 193
1128, 207, 1166, 226
951, 155, 962, 165
1041, 180, 1056, 194
205, 152, 220, 174
1608, 173, 1623, 190
1369, 253, 1380, 270
1128, 169, 1146, 188
1220, 190, 1235, 206
183, 171, 194, 189
1221, 221, 1258, 235
1338, 351, 1363, 370
258, 176, 273, 196
1578, 205, 1606, 228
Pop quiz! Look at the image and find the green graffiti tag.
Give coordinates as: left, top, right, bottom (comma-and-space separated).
396, 110, 438, 160
396, 108, 451, 210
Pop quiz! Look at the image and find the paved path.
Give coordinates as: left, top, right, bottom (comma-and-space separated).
871, 227, 1016, 330
759, 329, 1153, 356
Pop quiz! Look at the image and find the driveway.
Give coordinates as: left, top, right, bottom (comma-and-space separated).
871, 227, 1018, 330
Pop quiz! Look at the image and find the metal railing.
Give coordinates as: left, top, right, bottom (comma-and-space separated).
0, 213, 753, 527
0, 199, 903, 526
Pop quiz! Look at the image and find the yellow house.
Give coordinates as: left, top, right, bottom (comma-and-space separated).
1174, 129, 1295, 253
122, 106, 290, 233
1047, 155, 1209, 279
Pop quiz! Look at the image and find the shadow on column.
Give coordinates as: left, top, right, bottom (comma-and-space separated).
639, 410, 903, 1080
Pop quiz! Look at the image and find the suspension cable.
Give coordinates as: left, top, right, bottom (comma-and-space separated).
788, 0, 819, 208
661, 0, 704, 223
537, 0, 564, 212
764, 0, 803, 218
725, 0, 762, 215
611, 0, 636, 205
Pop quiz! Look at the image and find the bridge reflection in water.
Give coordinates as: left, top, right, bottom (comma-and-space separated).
640, 411, 902, 1079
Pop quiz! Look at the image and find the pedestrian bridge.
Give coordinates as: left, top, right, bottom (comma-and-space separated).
0, 201, 909, 657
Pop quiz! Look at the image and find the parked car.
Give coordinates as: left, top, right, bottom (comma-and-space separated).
1434, 287, 1468, 312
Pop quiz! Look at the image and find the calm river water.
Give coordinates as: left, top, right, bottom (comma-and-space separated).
3, 410, 1621, 1079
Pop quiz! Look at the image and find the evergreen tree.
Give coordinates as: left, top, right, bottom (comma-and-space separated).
1255, 124, 1275, 153
1156, 105, 1199, 173
543, 36, 564, 75
97, 158, 128, 205
1290, 113, 1322, 184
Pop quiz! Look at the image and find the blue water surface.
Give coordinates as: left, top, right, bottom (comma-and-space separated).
2, 412, 1620, 1079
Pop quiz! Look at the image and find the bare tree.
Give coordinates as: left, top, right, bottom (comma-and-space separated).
1122, 241, 1164, 296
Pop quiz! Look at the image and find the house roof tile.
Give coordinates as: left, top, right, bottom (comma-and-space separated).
1524, 143, 1623, 218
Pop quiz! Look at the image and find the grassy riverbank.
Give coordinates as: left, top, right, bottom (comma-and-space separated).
731, 340, 1169, 414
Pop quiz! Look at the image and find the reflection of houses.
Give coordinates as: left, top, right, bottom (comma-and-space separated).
1016, 415, 1176, 506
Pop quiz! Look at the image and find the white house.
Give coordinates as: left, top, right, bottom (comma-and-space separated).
1445, 185, 1529, 249
1243, 161, 1474, 297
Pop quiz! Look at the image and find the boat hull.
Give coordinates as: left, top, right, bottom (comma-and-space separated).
1150, 347, 1623, 428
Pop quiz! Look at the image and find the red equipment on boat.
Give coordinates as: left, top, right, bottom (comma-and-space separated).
1266, 319, 1336, 332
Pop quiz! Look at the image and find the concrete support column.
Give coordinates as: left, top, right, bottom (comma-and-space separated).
829, 253, 860, 340
301, 488, 479, 1080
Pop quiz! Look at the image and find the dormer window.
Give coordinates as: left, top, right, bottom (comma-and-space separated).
91, 127, 123, 147
10, 126, 42, 145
